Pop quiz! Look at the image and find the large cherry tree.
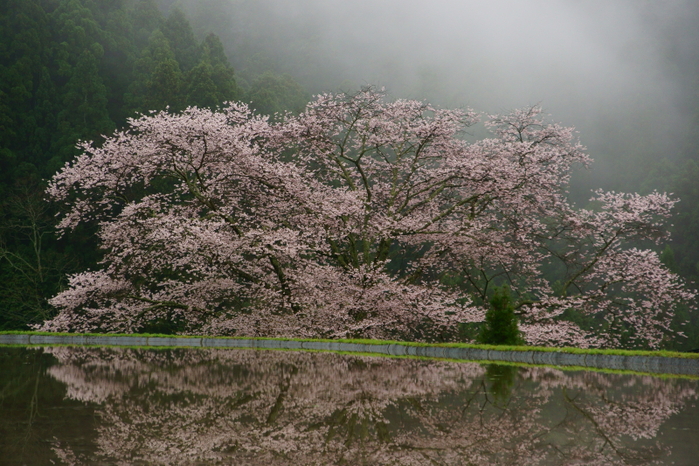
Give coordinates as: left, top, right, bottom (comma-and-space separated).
41, 89, 694, 347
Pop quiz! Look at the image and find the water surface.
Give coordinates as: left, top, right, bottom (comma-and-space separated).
1, 346, 697, 465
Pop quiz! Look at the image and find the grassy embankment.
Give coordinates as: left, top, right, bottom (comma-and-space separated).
2, 330, 698, 359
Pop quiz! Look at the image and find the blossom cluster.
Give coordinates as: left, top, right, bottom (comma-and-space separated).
41, 89, 694, 347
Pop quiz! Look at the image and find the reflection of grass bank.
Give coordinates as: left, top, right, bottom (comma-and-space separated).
2, 330, 699, 359
2, 331, 698, 380
2, 343, 696, 380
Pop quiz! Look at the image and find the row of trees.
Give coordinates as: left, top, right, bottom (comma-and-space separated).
41, 89, 695, 348
0, 0, 307, 330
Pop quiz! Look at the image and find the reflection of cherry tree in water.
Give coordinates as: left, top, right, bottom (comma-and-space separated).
546, 370, 694, 465
47, 347, 486, 465
44, 347, 697, 465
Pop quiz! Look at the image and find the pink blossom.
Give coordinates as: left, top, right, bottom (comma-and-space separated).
40, 89, 695, 348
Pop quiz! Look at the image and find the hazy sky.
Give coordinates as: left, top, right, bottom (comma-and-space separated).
230, 0, 679, 109
182, 0, 697, 194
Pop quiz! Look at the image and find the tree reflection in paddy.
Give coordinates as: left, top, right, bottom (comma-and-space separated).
1, 347, 697, 465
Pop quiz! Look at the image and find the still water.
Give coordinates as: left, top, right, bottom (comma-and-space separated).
1, 346, 698, 465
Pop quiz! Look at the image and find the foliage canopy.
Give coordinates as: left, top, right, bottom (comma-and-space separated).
40, 89, 695, 348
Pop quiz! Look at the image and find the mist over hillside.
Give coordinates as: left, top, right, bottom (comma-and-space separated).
172, 0, 699, 197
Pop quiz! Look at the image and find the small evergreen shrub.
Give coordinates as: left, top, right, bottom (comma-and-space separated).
477, 286, 524, 345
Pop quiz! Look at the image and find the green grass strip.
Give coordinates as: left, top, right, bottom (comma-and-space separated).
2, 330, 698, 359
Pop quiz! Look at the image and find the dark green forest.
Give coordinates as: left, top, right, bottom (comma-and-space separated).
1, 0, 698, 349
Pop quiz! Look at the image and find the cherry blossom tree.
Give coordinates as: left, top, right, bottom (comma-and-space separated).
40, 88, 694, 347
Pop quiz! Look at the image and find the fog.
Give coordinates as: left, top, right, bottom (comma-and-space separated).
177, 0, 698, 198
267, 1, 671, 106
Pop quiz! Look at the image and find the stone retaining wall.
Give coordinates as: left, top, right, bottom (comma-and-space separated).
1, 334, 697, 376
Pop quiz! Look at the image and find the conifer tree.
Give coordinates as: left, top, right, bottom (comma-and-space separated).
53, 45, 114, 167
126, 29, 183, 113
478, 287, 524, 346
184, 34, 238, 108
161, 7, 197, 71
0, 0, 53, 175
130, 0, 163, 51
